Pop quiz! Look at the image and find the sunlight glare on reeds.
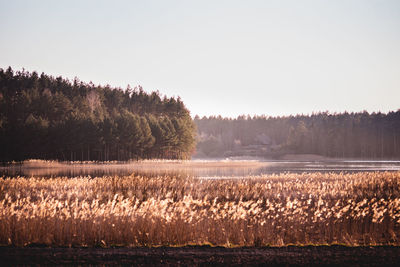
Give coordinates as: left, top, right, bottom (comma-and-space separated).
0, 172, 399, 247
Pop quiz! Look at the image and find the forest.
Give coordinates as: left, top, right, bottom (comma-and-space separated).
194, 111, 400, 159
1, 66, 400, 162
0, 67, 196, 162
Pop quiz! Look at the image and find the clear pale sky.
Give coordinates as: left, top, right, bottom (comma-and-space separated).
1, 0, 399, 118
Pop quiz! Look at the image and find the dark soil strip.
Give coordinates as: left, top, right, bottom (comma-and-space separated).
1, 246, 399, 266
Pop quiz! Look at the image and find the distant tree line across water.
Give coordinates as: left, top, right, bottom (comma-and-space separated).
194, 111, 400, 159
0, 67, 196, 162
2, 67, 399, 162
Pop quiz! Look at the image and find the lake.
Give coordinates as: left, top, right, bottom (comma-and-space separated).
1, 159, 400, 178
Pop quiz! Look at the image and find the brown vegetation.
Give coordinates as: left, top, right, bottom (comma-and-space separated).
1, 172, 399, 247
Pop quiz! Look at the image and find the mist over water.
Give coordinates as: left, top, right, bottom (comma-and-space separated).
2, 160, 400, 178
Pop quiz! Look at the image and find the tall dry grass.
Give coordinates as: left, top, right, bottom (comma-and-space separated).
1, 172, 399, 247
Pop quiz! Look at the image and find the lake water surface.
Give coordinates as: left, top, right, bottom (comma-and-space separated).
1, 160, 400, 178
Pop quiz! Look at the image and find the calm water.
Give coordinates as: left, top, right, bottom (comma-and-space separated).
1, 160, 400, 178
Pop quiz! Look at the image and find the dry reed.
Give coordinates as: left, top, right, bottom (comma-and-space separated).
1, 172, 399, 247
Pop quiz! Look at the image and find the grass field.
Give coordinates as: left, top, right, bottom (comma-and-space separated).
1, 171, 399, 247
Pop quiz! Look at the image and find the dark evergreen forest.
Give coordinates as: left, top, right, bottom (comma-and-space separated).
194, 111, 400, 159
1, 67, 399, 162
0, 67, 196, 162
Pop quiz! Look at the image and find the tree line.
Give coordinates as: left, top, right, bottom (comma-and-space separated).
0, 67, 196, 162
194, 111, 400, 159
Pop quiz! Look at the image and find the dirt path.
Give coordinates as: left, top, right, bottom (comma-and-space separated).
1, 246, 399, 266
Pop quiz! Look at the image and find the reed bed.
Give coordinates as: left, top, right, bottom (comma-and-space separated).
1, 172, 400, 247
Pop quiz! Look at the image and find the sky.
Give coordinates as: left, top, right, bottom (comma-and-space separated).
1, 0, 399, 118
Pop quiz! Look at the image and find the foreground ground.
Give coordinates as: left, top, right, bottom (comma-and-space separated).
1, 246, 400, 266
